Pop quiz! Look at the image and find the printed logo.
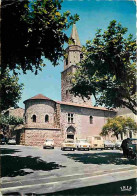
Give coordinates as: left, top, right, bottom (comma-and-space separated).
120, 186, 132, 192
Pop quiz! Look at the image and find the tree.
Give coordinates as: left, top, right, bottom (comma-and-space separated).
0, 69, 23, 111
0, 114, 24, 137
1, 0, 79, 74
100, 116, 137, 139
71, 20, 136, 114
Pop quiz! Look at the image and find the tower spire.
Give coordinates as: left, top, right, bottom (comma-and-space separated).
70, 24, 81, 46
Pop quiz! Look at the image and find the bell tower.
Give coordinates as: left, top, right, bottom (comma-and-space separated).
61, 24, 91, 106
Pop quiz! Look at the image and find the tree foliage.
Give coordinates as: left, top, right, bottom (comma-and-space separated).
2, 0, 79, 74
0, 114, 24, 135
71, 20, 136, 114
0, 115, 24, 126
100, 116, 137, 139
0, 69, 23, 111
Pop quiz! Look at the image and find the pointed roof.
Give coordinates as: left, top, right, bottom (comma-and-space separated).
70, 24, 81, 46
24, 94, 54, 103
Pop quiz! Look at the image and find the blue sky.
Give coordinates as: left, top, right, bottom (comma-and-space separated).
18, 0, 136, 108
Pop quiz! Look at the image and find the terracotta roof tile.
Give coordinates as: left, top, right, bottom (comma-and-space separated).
24, 94, 54, 103
56, 101, 116, 112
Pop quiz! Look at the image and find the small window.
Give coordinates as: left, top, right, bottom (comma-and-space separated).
45, 115, 49, 122
32, 115, 36, 123
90, 116, 93, 124
66, 57, 68, 65
68, 113, 74, 123
80, 53, 83, 61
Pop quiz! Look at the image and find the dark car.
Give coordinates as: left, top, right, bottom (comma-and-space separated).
128, 138, 137, 159
0, 137, 6, 144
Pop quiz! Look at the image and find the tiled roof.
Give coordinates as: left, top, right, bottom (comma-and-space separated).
24, 94, 54, 103
56, 101, 116, 112
23, 94, 115, 112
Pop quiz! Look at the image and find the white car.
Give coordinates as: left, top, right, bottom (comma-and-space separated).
104, 140, 115, 150
61, 139, 76, 151
7, 137, 16, 145
115, 140, 122, 150
43, 139, 54, 149
76, 139, 90, 151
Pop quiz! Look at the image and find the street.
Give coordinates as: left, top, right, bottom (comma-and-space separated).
1, 145, 137, 195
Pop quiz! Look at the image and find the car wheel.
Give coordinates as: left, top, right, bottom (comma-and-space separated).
111, 147, 114, 150
52, 147, 54, 149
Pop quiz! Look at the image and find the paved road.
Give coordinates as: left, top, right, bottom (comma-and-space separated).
1, 145, 137, 195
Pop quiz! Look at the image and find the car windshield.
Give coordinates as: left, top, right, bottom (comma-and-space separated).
105, 141, 112, 143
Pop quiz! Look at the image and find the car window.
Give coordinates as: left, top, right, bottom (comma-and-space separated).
94, 137, 101, 140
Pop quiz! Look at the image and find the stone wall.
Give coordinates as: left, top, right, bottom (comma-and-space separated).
60, 104, 116, 140
61, 65, 91, 105
25, 100, 56, 128
24, 129, 63, 147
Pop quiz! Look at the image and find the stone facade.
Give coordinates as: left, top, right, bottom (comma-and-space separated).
61, 24, 91, 106
22, 94, 116, 146
60, 103, 116, 141
24, 129, 62, 147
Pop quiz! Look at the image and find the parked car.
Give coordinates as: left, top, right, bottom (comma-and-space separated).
115, 140, 122, 150
87, 136, 104, 150
7, 137, 16, 145
104, 140, 115, 150
0, 137, 6, 145
128, 138, 137, 159
76, 139, 90, 151
43, 139, 54, 149
61, 139, 76, 151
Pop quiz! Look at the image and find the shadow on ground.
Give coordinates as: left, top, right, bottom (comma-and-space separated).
63, 152, 136, 165
3, 178, 136, 196
1, 148, 65, 177
46, 178, 136, 196
1, 148, 21, 154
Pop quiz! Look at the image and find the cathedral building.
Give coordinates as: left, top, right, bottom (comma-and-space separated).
18, 25, 116, 146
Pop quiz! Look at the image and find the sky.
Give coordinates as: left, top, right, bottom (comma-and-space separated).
18, 0, 136, 109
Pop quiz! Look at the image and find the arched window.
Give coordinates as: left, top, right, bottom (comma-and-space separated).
80, 53, 83, 62
66, 57, 68, 65
32, 115, 36, 122
45, 115, 49, 122
90, 116, 93, 124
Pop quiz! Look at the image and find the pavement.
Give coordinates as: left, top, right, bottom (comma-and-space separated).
1, 145, 137, 195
